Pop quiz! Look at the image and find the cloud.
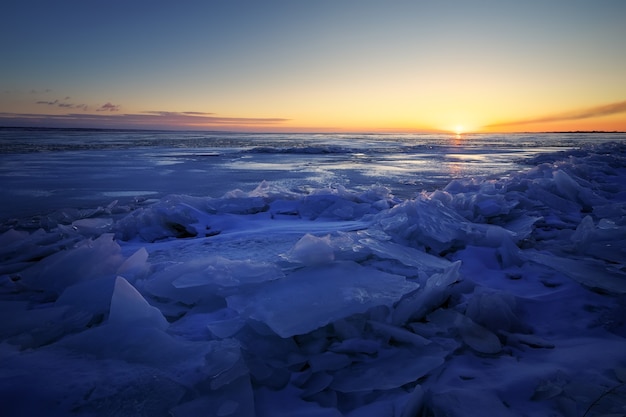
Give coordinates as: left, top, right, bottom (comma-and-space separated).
0, 111, 290, 130
142, 111, 214, 117
36, 97, 88, 111
97, 102, 120, 112
36, 100, 59, 106
136, 111, 287, 126
135, 111, 289, 126
486, 100, 626, 128
141, 111, 215, 116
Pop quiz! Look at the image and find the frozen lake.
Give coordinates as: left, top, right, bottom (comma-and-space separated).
1, 128, 626, 416
0, 129, 616, 222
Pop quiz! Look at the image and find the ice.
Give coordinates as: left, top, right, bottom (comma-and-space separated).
524, 250, 626, 294
170, 375, 255, 417
297, 185, 391, 221
501, 214, 542, 240
2, 134, 626, 416
329, 347, 445, 392
109, 276, 168, 329
329, 337, 381, 355
71, 217, 114, 236
0, 346, 187, 417
368, 320, 431, 347
346, 402, 395, 417
114, 195, 206, 241
20, 233, 125, 294
430, 389, 518, 417
376, 198, 471, 253
171, 256, 284, 289
254, 386, 343, 417
455, 313, 502, 354
141, 256, 284, 309
205, 308, 247, 339
552, 169, 597, 207
464, 290, 524, 333
0, 304, 91, 349
281, 233, 336, 265
500, 331, 555, 349
228, 261, 418, 337
56, 275, 116, 318
357, 237, 452, 272
307, 351, 352, 372
392, 260, 461, 325
117, 247, 150, 279
399, 385, 425, 417
570, 215, 626, 264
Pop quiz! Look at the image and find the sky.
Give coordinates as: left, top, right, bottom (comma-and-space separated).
1, 0, 626, 133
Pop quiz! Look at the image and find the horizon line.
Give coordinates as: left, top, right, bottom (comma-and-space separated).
2, 125, 625, 135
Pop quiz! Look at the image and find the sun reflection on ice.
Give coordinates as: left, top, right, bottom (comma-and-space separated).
452, 125, 464, 144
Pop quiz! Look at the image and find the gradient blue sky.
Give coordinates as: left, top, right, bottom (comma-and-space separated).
2, 0, 626, 132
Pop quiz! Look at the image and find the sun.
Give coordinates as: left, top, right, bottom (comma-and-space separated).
455, 125, 464, 135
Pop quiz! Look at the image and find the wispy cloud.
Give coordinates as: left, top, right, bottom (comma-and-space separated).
142, 111, 214, 117
0, 110, 290, 130
36, 100, 59, 106
97, 102, 121, 112
487, 100, 626, 128
181, 111, 213, 116
135, 111, 287, 126
36, 97, 88, 111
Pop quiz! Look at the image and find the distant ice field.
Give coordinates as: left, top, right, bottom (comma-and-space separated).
1, 129, 623, 222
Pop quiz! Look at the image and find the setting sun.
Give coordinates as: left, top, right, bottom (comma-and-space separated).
455, 125, 464, 135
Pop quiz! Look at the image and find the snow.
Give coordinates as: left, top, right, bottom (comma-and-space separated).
1, 131, 626, 416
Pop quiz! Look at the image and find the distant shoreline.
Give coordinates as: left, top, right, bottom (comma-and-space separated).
1, 126, 625, 135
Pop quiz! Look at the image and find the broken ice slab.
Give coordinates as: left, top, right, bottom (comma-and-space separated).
330, 347, 445, 392
280, 233, 336, 266
168, 307, 246, 340
392, 261, 462, 325
524, 250, 626, 295
170, 374, 255, 417
171, 256, 285, 289
501, 215, 542, 241
227, 261, 419, 338
56, 276, 116, 318
375, 197, 472, 253
367, 321, 431, 347
454, 313, 502, 355
0, 304, 91, 349
109, 276, 168, 330
464, 291, 524, 334
20, 233, 125, 294
143, 256, 284, 305
57, 325, 246, 388
571, 215, 626, 264
358, 237, 451, 272
430, 389, 518, 417
254, 385, 343, 417
70, 217, 114, 236
499, 331, 555, 349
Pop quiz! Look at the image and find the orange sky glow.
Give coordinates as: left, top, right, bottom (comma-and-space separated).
2, 1, 625, 133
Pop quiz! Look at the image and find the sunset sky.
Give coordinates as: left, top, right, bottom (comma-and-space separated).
1, 0, 625, 133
